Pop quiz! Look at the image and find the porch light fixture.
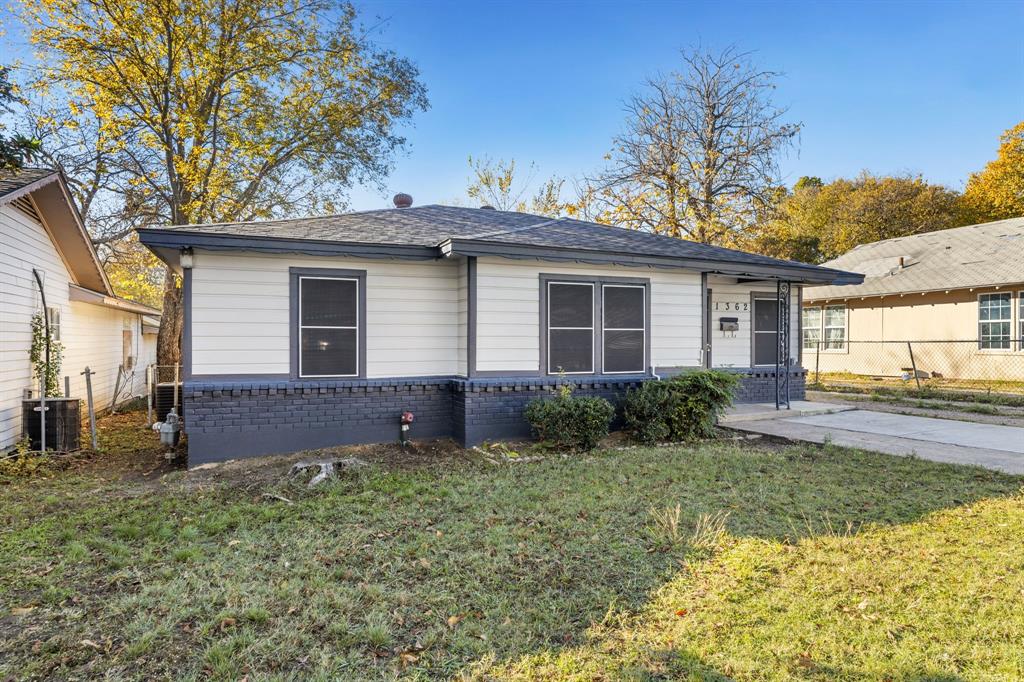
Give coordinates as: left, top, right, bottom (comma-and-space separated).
180, 247, 194, 269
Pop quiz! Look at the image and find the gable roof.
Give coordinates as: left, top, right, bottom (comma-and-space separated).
805, 217, 1024, 301
0, 167, 112, 296
139, 204, 862, 285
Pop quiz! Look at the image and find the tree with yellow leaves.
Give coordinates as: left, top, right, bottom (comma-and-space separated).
20, 0, 428, 364
962, 121, 1024, 222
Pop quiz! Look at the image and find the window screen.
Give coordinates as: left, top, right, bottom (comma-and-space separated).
979, 293, 1011, 350
603, 285, 645, 373
46, 306, 61, 341
547, 282, 594, 373
299, 277, 359, 376
753, 298, 779, 366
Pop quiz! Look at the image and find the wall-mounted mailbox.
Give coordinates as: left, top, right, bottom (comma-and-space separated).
720, 317, 739, 332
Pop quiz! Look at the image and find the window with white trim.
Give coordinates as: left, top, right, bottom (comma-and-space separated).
823, 305, 847, 350
602, 284, 645, 373
298, 276, 359, 377
46, 306, 61, 341
547, 282, 594, 374
802, 306, 821, 350
979, 293, 1011, 350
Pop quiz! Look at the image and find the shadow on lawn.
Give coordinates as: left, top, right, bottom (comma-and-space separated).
2, 436, 1020, 680
444, 441, 1020, 680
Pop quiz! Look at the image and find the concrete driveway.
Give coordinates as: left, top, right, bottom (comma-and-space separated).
724, 402, 1024, 474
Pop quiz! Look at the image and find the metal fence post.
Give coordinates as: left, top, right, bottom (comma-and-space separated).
815, 340, 821, 385
146, 365, 153, 426
38, 376, 47, 453
907, 341, 921, 390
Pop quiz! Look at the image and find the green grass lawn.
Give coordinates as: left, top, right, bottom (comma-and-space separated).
1, 417, 1023, 680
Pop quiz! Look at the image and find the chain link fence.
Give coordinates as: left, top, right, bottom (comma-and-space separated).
804, 340, 1024, 398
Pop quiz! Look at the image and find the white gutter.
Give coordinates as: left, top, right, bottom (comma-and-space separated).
68, 284, 162, 316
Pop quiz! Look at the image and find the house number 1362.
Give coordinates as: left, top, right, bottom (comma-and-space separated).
714, 302, 749, 311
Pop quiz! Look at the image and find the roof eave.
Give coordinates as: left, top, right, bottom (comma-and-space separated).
138, 228, 441, 272
69, 284, 162, 315
441, 238, 864, 285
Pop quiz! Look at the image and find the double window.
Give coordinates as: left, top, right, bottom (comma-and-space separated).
545, 279, 647, 375
294, 272, 363, 378
802, 304, 847, 352
978, 293, 1012, 350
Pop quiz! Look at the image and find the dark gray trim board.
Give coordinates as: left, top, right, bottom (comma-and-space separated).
466, 256, 477, 377
701, 273, 710, 369
182, 266, 192, 380
289, 267, 368, 380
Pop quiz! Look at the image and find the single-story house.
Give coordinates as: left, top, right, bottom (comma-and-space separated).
803, 217, 1024, 381
139, 198, 861, 464
0, 168, 160, 450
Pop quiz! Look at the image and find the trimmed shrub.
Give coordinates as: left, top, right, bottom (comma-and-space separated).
524, 384, 615, 451
623, 370, 739, 444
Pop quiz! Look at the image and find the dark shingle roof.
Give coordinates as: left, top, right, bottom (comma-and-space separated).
0, 167, 59, 202
151, 205, 855, 280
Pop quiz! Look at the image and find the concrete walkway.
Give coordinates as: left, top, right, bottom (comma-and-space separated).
725, 403, 1024, 475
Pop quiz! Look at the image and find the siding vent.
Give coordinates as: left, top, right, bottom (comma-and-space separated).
11, 196, 41, 223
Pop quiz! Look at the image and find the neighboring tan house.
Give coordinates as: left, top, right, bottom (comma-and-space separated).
0, 168, 160, 450
802, 217, 1024, 381
139, 198, 861, 465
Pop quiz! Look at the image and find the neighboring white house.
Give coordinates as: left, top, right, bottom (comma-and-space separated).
0, 168, 160, 450
140, 198, 861, 464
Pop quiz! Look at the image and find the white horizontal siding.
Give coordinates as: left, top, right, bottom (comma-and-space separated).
474, 257, 703, 373
1, 205, 152, 450
708, 276, 800, 369
189, 251, 461, 378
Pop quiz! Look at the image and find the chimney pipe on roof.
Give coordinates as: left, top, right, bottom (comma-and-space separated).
393, 193, 413, 208
898, 256, 905, 268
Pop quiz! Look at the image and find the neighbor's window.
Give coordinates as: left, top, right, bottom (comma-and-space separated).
1020, 292, 1024, 351
547, 282, 594, 374
823, 305, 847, 350
299, 276, 359, 377
979, 293, 1011, 350
602, 284, 645, 373
46, 306, 61, 341
802, 306, 821, 350
752, 297, 779, 366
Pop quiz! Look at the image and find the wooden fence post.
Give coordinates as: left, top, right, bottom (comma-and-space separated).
81, 367, 97, 450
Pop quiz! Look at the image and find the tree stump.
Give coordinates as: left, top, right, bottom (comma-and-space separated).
288, 457, 367, 487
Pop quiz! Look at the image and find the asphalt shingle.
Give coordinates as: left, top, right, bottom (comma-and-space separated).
153, 204, 844, 275
805, 217, 1024, 300
0, 167, 58, 202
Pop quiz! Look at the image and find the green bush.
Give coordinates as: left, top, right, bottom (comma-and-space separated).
524, 384, 615, 452
623, 370, 739, 444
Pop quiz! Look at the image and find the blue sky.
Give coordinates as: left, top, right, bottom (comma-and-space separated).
344, 0, 1023, 210
3, 0, 1022, 211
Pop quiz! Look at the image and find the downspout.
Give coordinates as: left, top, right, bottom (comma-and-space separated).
32, 269, 50, 452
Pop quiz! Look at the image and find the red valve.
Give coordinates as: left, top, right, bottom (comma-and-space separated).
401, 411, 415, 425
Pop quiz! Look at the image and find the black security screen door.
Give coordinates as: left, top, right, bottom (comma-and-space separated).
753, 298, 779, 366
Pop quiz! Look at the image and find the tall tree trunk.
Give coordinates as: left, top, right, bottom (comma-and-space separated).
156, 267, 182, 367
